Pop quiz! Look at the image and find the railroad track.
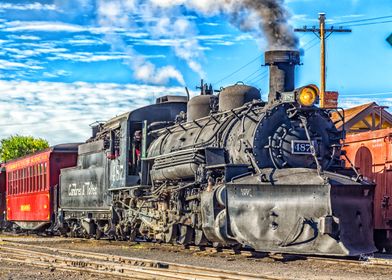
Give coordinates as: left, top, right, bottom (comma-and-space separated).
0, 240, 281, 280
147, 242, 392, 270
1, 237, 392, 279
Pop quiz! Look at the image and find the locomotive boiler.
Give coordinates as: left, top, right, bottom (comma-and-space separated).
58, 50, 376, 256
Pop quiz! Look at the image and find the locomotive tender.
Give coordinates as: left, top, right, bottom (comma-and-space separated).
3, 50, 376, 256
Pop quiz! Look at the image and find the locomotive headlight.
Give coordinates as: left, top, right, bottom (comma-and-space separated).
297, 85, 319, 106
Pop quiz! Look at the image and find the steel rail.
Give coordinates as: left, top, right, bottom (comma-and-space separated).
0, 241, 279, 280
139, 242, 392, 270
2, 238, 392, 277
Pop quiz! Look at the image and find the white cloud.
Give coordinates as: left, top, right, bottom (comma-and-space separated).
339, 96, 392, 109
202, 22, 219, 26
132, 61, 185, 85
234, 34, 253, 41
4, 21, 85, 32
0, 2, 56, 11
0, 59, 43, 70
47, 51, 165, 62
66, 38, 105, 45
0, 80, 190, 144
4, 47, 68, 58
78, 54, 133, 62
43, 70, 71, 78
93, 1, 187, 85
3, 21, 129, 34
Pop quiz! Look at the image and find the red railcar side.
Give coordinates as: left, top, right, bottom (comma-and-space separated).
344, 128, 392, 251
4, 144, 79, 230
0, 166, 6, 225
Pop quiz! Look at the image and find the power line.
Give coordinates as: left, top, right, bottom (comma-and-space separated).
247, 70, 269, 84
334, 15, 392, 25
247, 69, 267, 83
341, 91, 392, 97
258, 72, 269, 83
302, 36, 319, 48
213, 54, 262, 85
243, 35, 317, 85
304, 40, 320, 52
242, 68, 263, 83
346, 20, 392, 27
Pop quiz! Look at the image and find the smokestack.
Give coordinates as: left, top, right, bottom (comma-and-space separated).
265, 50, 300, 103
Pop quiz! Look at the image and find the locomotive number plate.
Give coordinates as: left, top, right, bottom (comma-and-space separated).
291, 140, 315, 155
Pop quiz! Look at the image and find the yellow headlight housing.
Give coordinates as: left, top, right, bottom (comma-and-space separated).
297, 85, 319, 106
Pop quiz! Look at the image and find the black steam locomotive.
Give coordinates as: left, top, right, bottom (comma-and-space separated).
57, 50, 375, 256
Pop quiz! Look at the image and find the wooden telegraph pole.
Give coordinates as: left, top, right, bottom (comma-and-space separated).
295, 13, 351, 108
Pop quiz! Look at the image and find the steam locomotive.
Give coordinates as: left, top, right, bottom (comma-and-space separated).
2, 50, 376, 256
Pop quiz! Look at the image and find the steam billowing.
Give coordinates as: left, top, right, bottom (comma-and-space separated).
239, 0, 298, 49
68, 0, 298, 85
154, 0, 299, 49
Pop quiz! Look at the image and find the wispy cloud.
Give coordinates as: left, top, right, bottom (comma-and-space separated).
339, 96, 392, 109
47, 52, 132, 62
0, 59, 43, 70
0, 2, 56, 11
202, 22, 220, 26
4, 47, 68, 59
46, 51, 165, 62
3, 20, 130, 34
42, 70, 71, 78
66, 38, 105, 45
0, 80, 189, 144
7, 35, 41, 41
4, 21, 85, 32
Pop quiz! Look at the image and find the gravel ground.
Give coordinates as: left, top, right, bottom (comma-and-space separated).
0, 236, 391, 280
0, 261, 124, 280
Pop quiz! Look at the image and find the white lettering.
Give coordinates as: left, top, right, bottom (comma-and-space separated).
68, 182, 97, 197
111, 164, 124, 182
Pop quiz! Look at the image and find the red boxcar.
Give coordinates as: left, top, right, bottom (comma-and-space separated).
5, 144, 79, 230
344, 128, 392, 252
0, 166, 6, 226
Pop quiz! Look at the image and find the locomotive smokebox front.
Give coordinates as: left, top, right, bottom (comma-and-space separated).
265, 50, 300, 103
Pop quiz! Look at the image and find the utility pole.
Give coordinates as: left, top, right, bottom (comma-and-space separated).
295, 13, 351, 108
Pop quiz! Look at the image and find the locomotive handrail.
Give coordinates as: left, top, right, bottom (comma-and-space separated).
300, 116, 323, 176
151, 101, 264, 136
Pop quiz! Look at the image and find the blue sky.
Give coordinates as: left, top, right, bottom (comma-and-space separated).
0, 0, 391, 144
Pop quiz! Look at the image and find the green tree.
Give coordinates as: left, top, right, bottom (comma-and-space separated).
0, 135, 49, 162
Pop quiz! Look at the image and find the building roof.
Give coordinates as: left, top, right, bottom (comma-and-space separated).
331, 102, 392, 133
331, 102, 374, 129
